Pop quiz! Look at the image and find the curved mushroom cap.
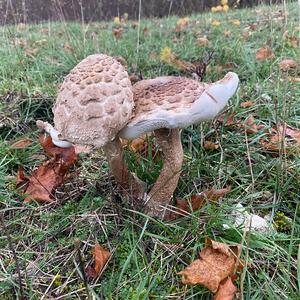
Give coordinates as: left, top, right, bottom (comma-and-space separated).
53, 54, 133, 147
119, 72, 239, 140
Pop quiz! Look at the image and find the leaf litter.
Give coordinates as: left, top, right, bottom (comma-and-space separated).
16, 135, 77, 203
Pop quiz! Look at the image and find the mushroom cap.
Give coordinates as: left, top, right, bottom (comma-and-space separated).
119, 72, 239, 140
53, 54, 133, 147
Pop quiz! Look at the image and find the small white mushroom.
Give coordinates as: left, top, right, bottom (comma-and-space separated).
119, 72, 239, 217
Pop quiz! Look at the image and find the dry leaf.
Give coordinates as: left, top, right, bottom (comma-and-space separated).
176, 17, 189, 32
113, 28, 124, 39
283, 31, 299, 48
86, 243, 111, 279
217, 113, 236, 126
214, 277, 238, 300
243, 115, 265, 134
204, 141, 219, 150
178, 239, 242, 292
11, 138, 32, 149
279, 59, 298, 71
260, 123, 300, 153
229, 19, 241, 26
16, 135, 77, 203
288, 76, 300, 83
240, 101, 254, 108
197, 37, 209, 46
211, 20, 221, 27
255, 46, 274, 61
25, 48, 39, 58
64, 43, 74, 53
166, 187, 230, 220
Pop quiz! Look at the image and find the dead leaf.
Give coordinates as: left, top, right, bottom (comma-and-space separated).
197, 37, 209, 46
176, 17, 189, 32
166, 187, 230, 220
255, 46, 274, 61
240, 101, 254, 108
64, 43, 74, 53
86, 243, 111, 279
16, 135, 77, 203
25, 48, 39, 58
217, 113, 236, 126
279, 59, 298, 71
288, 76, 300, 83
204, 141, 219, 150
113, 27, 124, 39
229, 19, 241, 26
214, 277, 238, 300
243, 115, 265, 134
260, 123, 300, 154
11, 138, 32, 149
178, 239, 242, 292
283, 31, 299, 48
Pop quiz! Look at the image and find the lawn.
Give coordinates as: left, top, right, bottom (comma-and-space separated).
0, 1, 299, 299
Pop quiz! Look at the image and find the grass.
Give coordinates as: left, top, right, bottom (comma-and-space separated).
0, 1, 300, 299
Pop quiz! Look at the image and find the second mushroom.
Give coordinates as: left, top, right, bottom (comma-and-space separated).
38, 54, 239, 219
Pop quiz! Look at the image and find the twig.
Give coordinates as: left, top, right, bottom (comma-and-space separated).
0, 213, 26, 300
74, 239, 91, 300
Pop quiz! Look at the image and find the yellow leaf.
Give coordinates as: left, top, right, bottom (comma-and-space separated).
230, 19, 240, 26
113, 16, 121, 25
223, 4, 229, 12
160, 47, 175, 63
211, 20, 221, 27
221, 0, 228, 5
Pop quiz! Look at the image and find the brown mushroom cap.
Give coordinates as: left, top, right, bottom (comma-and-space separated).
53, 54, 134, 147
119, 72, 239, 140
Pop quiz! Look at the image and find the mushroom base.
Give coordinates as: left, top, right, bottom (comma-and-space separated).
145, 128, 183, 219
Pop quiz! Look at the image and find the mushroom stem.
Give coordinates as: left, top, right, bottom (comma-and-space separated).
145, 128, 183, 218
103, 137, 146, 201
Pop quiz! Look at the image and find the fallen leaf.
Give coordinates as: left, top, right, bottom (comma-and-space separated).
25, 48, 39, 58
288, 76, 300, 83
176, 17, 189, 32
166, 187, 230, 220
204, 141, 219, 150
260, 123, 300, 154
211, 20, 221, 27
11, 138, 32, 149
240, 101, 254, 108
16, 135, 77, 203
178, 239, 242, 292
255, 46, 274, 61
122, 136, 147, 153
243, 115, 265, 134
279, 59, 298, 71
64, 43, 74, 53
86, 243, 111, 279
217, 113, 236, 126
197, 37, 209, 46
113, 28, 124, 39
229, 19, 241, 26
214, 277, 238, 300
283, 31, 299, 48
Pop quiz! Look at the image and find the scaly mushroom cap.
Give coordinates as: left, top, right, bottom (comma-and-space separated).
119, 72, 239, 140
53, 54, 133, 147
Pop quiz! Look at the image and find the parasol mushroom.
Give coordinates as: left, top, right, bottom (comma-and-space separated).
119, 73, 239, 217
37, 54, 145, 199
38, 53, 239, 219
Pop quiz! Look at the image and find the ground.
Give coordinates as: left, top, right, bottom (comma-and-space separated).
0, 2, 299, 299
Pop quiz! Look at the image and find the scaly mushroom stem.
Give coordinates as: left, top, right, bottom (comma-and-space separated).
145, 128, 183, 218
103, 137, 146, 201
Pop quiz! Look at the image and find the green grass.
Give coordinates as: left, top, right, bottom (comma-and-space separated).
1, 1, 300, 299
